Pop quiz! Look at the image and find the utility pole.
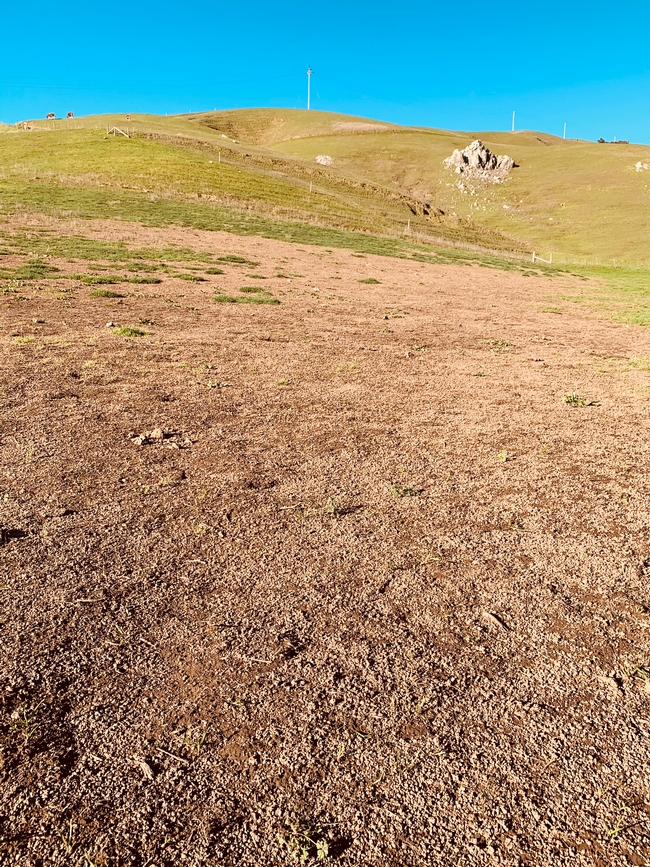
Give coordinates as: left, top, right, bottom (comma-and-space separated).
307, 67, 313, 110
512, 111, 516, 132
563, 122, 566, 139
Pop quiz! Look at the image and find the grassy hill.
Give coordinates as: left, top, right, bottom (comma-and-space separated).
195, 109, 650, 265
1, 108, 650, 265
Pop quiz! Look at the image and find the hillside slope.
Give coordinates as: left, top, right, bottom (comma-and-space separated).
2, 108, 650, 263
193, 109, 650, 264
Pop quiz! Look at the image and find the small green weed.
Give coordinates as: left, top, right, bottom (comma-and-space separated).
359, 277, 380, 284
246, 273, 267, 279
239, 285, 265, 294
184, 726, 207, 753
205, 267, 225, 275
113, 326, 148, 337
563, 392, 597, 407
56, 819, 76, 855
177, 273, 206, 282
487, 339, 512, 348
390, 484, 418, 498
277, 817, 328, 862
90, 289, 125, 298
11, 700, 44, 743
214, 293, 237, 303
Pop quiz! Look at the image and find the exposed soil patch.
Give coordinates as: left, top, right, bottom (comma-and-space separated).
1, 215, 650, 866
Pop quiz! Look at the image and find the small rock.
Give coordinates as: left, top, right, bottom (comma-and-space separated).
148, 428, 164, 441
482, 611, 511, 631
316, 155, 333, 166
106, 321, 114, 328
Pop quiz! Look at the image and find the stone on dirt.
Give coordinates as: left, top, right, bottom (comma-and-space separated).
315, 155, 333, 166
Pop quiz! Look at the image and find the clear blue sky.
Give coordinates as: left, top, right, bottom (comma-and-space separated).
2, 0, 649, 143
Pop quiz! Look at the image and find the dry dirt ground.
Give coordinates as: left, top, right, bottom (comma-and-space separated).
1, 216, 650, 867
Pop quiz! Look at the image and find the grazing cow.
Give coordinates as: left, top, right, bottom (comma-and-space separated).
46, 113, 55, 120
67, 112, 74, 119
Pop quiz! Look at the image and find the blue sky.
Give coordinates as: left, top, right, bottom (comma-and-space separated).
2, 0, 649, 142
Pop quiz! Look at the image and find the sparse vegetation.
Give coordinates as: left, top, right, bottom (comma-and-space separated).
112, 326, 148, 337
217, 255, 260, 266
90, 289, 125, 298
563, 392, 596, 407
76, 274, 122, 285
277, 817, 329, 862
390, 484, 418, 498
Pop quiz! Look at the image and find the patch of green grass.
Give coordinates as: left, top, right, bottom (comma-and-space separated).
217, 255, 260, 266
359, 277, 380, 284
128, 276, 162, 284
277, 817, 328, 862
75, 274, 122, 285
89, 288, 125, 298
390, 483, 418, 498
112, 326, 148, 337
626, 356, 650, 371
239, 285, 265, 294
205, 267, 225, 275
214, 289, 279, 305
245, 273, 266, 279
237, 294, 280, 305
563, 392, 597, 407
176, 273, 206, 281
13, 260, 60, 280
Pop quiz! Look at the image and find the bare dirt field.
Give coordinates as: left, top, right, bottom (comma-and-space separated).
1, 216, 650, 866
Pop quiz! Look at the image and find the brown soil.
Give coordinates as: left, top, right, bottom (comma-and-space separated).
1, 216, 650, 867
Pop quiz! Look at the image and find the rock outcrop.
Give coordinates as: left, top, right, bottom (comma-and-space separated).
444, 140, 515, 183
316, 154, 333, 166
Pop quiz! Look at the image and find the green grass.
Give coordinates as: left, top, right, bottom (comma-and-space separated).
239, 285, 265, 293
216, 255, 260, 266
2, 109, 650, 325
112, 326, 148, 337
75, 274, 122, 284
214, 290, 279, 305
359, 277, 380, 284
90, 288, 125, 298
